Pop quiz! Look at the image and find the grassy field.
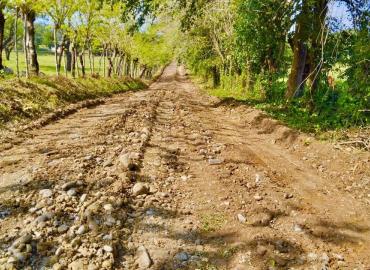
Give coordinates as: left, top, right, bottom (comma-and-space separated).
3, 51, 97, 76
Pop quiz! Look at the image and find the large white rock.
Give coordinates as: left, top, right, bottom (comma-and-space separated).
136, 245, 152, 269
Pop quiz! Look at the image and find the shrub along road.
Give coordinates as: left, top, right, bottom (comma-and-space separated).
0, 64, 369, 269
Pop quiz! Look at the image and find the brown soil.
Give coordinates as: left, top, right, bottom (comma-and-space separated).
0, 64, 369, 270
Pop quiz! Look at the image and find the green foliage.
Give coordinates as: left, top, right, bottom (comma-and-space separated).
35, 23, 53, 48
343, 12, 370, 100
234, 0, 292, 74
132, 22, 176, 68
179, 0, 369, 134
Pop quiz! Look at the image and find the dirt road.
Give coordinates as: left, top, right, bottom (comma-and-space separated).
0, 64, 369, 270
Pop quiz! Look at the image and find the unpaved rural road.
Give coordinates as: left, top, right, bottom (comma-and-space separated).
0, 64, 369, 270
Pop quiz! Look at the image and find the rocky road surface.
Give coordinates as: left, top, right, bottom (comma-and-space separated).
0, 63, 369, 270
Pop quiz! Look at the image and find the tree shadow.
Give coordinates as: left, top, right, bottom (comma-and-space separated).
302, 219, 370, 245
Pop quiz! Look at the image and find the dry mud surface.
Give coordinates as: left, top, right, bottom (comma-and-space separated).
0, 64, 369, 270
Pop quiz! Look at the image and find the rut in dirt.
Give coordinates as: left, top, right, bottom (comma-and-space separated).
0, 63, 369, 270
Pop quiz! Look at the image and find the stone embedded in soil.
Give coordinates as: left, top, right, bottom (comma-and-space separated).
76, 225, 87, 235
284, 193, 294, 199
208, 158, 224, 165
255, 174, 262, 184
11, 234, 32, 248
136, 245, 152, 269
256, 245, 267, 256
237, 213, 247, 223
67, 188, 77, 197
103, 204, 114, 212
68, 259, 85, 270
254, 194, 263, 201
119, 152, 140, 171
333, 253, 344, 261
35, 212, 53, 224
175, 252, 190, 261
293, 224, 303, 233
39, 189, 53, 198
103, 245, 113, 253
80, 194, 87, 203
57, 224, 69, 233
62, 180, 82, 191
132, 183, 149, 196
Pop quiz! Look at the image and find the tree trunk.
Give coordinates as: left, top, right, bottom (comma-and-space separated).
286, 41, 308, 98
71, 42, 76, 77
140, 65, 147, 78
5, 48, 10, 60
25, 10, 39, 76
23, 14, 29, 78
15, 8, 19, 78
286, 0, 311, 99
107, 48, 113, 77
88, 45, 93, 75
65, 38, 72, 72
53, 25, 59, 75
308, 0, 329, 95
75, 48, 80, 77
103, 46, 106, 77
79, 51, 85, 77
0, 6, 5, 70
212, 66, 220, 88
57, 35, 65, 74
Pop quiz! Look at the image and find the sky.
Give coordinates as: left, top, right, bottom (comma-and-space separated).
329, 1, 353, 29
36, 2, 356, 30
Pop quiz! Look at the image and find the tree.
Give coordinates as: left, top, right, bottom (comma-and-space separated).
11, 0, 44, 76
286, 0, 329, 100
42, 0, 76, 75
0, 0, 8, 69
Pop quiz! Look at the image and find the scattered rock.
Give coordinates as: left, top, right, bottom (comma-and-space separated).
35, 212, 53, 224
103, 204, 114, 212
136, 245, 152, 269
62, 180, 82, 191
39, 189, 53, 198
57, 224, 69, 233
307, 252, 318, 262
53, 263, 62, 270
333, 253, 344, 261
76, 225, 86, 235
208, 158, 224, 165
175, 251, 189, 261
103, 245, 113, 253
255, 174, 262, 184
293, 224, 303, 233
119, 152, 139, 171
80, 194, 87, 203
67, 188, 77, 197
132, 183, 149, 196
284, 193, 294, 199
68, 259, 85, 270
11, 234, 32, 248
256, 245, 267, 256
253, 194, 263, 201
237, 213, 247, 223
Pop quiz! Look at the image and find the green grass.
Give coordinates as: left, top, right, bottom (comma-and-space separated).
195, 74, 369, 136
200, 213, 226, 233
3, 51, 96, 76
0, 75, 146, 127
